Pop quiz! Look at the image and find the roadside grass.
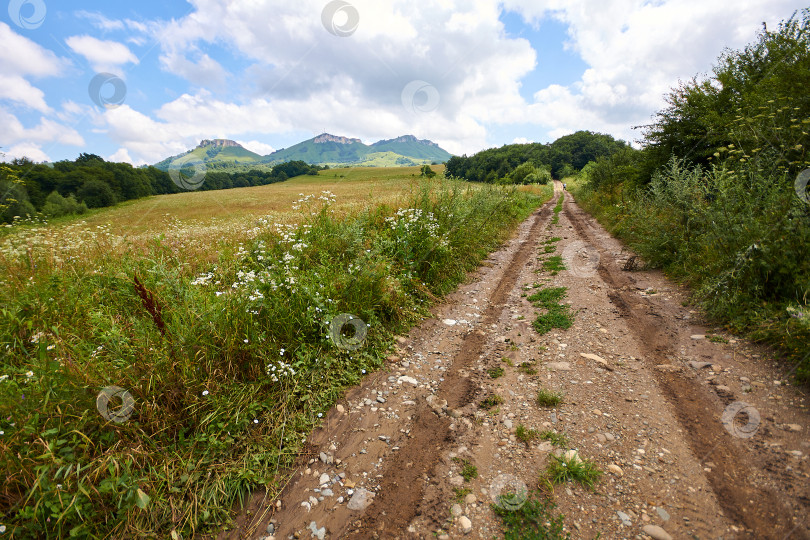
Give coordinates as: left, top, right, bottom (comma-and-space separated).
536, 388, 563, 407
528, 287, 574, 334
488, 366, 505, 379
539, 430, 569, 448
0, 175, 548, 538
518, 361, 537, 375
492, 492, 570, 540
542, 255, 566, 275
551, 193, 564, 225
515, 424, 539, 444
479, 394, 505, 409
544, 452, 602, 491
453, 458, 479, 482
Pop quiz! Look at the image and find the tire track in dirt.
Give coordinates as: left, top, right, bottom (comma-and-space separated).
563, 192, 810, 539
346, 194, 557, 538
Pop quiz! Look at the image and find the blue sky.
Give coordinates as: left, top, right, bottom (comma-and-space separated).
1, 0, 800, 164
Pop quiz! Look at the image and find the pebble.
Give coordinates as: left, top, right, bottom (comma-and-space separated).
642, 524, 673, 540
308, 522, 326, 540
465, 493, 477, 504
503, 419, 513, 429
458, 516, 472, 534
617, 510, 632, 526
321, 489, 333, 497
607, 464, 624, 476
318, 473, 330, 486
377, 396, 386, 403
547, 362, 572, 371
266, 523, 275, 534
656, 507, 670, 521
347, 488, 375, 511
451, 503, 463, 516
688, 361, 713, 369
690, 334, 705, 340
336, 404, 345, 414
785, 424, 803, 432
398, 376, 419, 386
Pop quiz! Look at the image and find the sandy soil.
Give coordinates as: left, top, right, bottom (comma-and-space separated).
226, 182, 809, 540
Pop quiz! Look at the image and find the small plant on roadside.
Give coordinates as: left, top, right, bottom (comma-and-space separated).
544, 452, 602, 491
542, 255, 566, 275
536, 388, 563, 407
453, 458, 479, 482
539, 430, 569, 448
528, 287, 574, 335
480, 394, 505, 409
488, 366, 505, 378
519, 361, 537, 375
492, 491, 570, 540
516, 425, 539, 444
543, 245, 556, 254
708, 335, 729, 343
453, 487, 472, 502
501, 357, 514, 367
545, 237, 561, 244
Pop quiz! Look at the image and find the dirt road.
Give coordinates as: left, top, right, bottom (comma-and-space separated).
238, 182, 809, 539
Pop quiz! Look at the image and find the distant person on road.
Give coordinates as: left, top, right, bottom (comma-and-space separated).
563, 183, 567, 191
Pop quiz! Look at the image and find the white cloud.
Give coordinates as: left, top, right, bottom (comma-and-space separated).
0, 107, 85, 148
0, 22, 67, 78
107, 147, 136, 164
65, 35, 139, 74
237, 140, 275, 155
4, 143, 50, 163
0, 74, 50, 112
75, 11, 125, 32
501, 0, 800, 142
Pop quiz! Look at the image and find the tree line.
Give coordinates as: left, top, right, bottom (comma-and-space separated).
444, 130, 628, 184
0, 154, 325, 224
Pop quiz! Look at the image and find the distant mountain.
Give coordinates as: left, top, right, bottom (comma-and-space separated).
154, 139, 263, 171
153, 134, 452, 172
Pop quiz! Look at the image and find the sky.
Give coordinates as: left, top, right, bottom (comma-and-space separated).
0, 0, 802, 165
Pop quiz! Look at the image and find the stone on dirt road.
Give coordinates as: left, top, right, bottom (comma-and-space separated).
547, 362, 572, 371
347, 488, 375, 511
642, 524, 673, 540
458, 515, 472, 534
398, 375, 419, 386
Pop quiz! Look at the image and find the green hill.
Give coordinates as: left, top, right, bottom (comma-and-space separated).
153, 134, 452, 172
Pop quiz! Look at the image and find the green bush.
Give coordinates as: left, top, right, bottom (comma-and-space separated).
41, 191, 89, 218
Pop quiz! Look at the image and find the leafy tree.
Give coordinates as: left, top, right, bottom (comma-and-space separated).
77, 179, 116, 208
420, 164, 436, 178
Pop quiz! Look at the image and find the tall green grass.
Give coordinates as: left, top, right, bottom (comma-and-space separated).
0, 180, 549, 537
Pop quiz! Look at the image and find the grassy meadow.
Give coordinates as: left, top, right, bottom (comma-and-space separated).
0, 167, 551, 538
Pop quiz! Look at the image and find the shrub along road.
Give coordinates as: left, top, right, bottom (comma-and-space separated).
230, 182, 809, 540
